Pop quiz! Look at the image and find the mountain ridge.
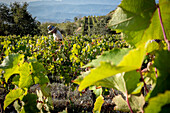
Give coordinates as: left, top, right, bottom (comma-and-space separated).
0, 0, 121, 23
28, 2, 118, 23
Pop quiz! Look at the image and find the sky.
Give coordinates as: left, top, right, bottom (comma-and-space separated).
0, 0, 159, 5
0, 0, 62, 4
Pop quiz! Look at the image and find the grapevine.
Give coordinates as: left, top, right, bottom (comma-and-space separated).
74, 0, 170, 112
0, 0, 169, 112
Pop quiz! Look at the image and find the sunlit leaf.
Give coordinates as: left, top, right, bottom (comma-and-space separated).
89, 86, 102, 97
73, 71, 90, 85
79, 45, 146, 91
19, 62, 33, 88
4, 88, 25, 110
109, 0, 170, 47
146, 41, 159, 53
17, 57, 49, 88
83, 48, 131, 68
93, 95, 104, 113
0, 54, 24, 82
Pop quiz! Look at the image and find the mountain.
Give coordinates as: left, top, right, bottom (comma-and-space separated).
0, 0, 121, 23
27, 0, 121, 23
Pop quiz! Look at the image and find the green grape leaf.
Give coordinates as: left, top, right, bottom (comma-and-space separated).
131, 82, 144, 95
124, 71, 141, 94
31, 62, 49, 85
109, 0, 170, 47
79, 46, 146, 91
73, 71, 90, 85
146, 41, 159, 53
94, 71, 141, 95
151, 50, 170, 98
21, 93, 40, 113
0, 54, 24, 82
19, 62, 33, 88
145, 91, 170, 113
4, 88, 25, 110
27, 57, 37, 62
113, 94, 145, 112
159, 0, 170, 40
93, 95, 104, 113
89, 86, 102, 97
40, 84, 54, 109
83, 48, 132, 68
79, 63, 129, 91
40, 84, 51, 97
117, 44, 146, 67
18, 60, 49, 88
12, 75, 20, 86
94, 73, 126, 93
143, 0, 170, 46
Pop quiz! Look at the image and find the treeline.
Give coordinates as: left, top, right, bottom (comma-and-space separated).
0, 2, 41, 36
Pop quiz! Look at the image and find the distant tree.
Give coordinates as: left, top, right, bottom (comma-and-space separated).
10, 2, 41, 36
74, 17, 78, 22
65, 22, 77, 35
0, 2, 41, 36
0, 4, 12, 35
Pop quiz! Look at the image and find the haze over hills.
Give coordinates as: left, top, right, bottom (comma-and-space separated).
28, 0, 121, 23
0, 0, 121, 23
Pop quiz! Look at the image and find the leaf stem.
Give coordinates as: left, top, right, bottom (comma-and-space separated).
0, 103, 2, 113
157, 5, 170, 51
139, 69, 149, 93
126, 91, 133, 113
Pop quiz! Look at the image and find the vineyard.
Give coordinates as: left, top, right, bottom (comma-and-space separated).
75, 15, 113, 36
0, 34, 127, 84
0, 0, 170, 113
80, 16, 101, 35
0, 34, 128, 112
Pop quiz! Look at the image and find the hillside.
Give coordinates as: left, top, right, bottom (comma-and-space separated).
40, 12, 116, 36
